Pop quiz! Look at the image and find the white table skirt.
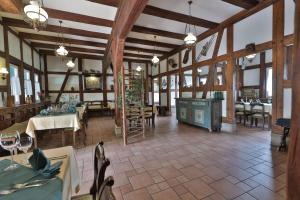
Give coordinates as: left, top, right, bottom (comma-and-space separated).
26, 114, 81, 138
243, 103, 272, 115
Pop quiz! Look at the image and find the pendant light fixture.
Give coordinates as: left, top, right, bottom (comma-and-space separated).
184, 1, 197, 47
0, 67, 9, 80
56, 21, 68, 57
66, 58, 75, 69
151, 36, 160, 65
24, 0, 48, 31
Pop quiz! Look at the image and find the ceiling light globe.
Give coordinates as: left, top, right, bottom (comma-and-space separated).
66, 60, 75, 68
152, 55, 159, 64
0, 67, 9, 74
245, 53, 256, 62
136, 66, 142, 72
184, 32, 197, 45
56, 46, 68, 56
24, 1, 48, 22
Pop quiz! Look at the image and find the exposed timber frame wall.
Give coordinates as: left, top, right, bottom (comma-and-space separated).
150, 1, 295, 135
0, 20, 43, 107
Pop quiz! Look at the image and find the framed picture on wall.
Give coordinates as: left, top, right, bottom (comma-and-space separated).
84, 75, 102, 90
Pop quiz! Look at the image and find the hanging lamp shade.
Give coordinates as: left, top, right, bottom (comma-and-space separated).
56, 45, 68, 57
245, 54, 256, 62
66, 59, 75, 69
184, 32, 197, 46
152, 55, 159, 64
24, 0, 48, 31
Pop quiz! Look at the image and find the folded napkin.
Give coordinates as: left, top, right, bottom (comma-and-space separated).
29, 149, 62, 178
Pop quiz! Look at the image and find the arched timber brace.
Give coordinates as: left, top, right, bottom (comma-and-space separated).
287, 0, 300, 199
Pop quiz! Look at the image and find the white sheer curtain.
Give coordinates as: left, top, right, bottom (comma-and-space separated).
266, 68, 273, 97
24, 79, 33, 96
10, 76, 21, 96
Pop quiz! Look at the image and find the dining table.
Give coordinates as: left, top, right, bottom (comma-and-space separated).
0, 146, 81, 200
26, 113, 81, 148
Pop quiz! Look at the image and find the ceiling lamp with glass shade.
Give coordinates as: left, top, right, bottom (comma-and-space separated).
151, 36, 160, 65
184, 1, 197, 47
55, 21, 68, 57
0, 67, 9, 80
66, 58, 75, 69
24, 0, 48, 31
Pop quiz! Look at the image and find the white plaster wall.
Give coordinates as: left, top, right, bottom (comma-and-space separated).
285, 0, 295, 36
23, 42, 32, 66
65, 76, 79, 90
160, 93, 167, 106
152, 64, 158, 76
8, 32, 21, 59
181, 48, 192, 68
40, 56, 44, 72
48, 74, 79, 91
107, 92, 115, 101
243, 69, 260, 86
283, 88, 292, 118
234, 6, 272, 51
181, 92, 192, 98
33, 51, 40, 70
106, 76, 114, 90
0, 56, 6, 86
168, 53, 179, 71
47, 56, 79, 72
160, 59, 167, 73
0, 25, 4, 52
83, 59, 102, 72
265, 49, 273, 63
83, 93, 103, 101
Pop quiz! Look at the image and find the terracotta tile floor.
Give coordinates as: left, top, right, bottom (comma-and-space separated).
37, 115, 287, 200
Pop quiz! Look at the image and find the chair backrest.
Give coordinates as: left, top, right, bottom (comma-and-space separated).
250, 103, 265, 114
90, 142, 106, 198
97, 176, 116, 200
235, 102, 245, 112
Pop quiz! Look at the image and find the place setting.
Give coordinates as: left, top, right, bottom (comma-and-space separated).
0, 131, 64, 199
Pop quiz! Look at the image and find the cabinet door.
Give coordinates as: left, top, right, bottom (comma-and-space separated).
191, 101, 211, 129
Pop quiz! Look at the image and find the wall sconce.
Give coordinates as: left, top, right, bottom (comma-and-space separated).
0, 67, 9, 80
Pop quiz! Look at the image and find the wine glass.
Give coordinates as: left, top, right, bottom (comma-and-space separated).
0, 131, 20, 171
17, 135, 33, 165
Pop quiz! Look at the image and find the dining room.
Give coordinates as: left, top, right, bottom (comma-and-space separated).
0, 0, 300, 200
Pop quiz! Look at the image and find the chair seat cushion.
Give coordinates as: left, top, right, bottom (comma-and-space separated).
71, 194, 92, 200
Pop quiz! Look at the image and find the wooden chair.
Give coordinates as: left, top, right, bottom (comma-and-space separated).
97, 177, 116, 200
235, 102, 246, 126
72, 142, 109, 200
250, 103, 269, 129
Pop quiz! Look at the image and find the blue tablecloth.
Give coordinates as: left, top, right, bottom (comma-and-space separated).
0, 159, 62, 200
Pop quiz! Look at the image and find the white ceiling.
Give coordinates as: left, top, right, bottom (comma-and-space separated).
1, 0, 247, 61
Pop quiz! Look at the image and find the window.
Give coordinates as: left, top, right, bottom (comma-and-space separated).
153, 78, 159, 104
196, 66, 209, 86
34, 73, 41, 102
183, 70, 193, 88
24, 70, 32, 99
10, 65, 21, 105
170, 74, 179, 107
266, 68, 272, 97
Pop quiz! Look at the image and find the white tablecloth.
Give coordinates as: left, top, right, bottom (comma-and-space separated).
0, 146, 81, 200
244, 103, 272, 115
26, 114, 81, 138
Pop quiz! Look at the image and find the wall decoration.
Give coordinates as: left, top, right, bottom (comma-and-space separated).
168, 58, 178, 69
183, 49, 190, 64
84, 75, 102, 90
194, 110, 204, 124
180, 108, 187, 120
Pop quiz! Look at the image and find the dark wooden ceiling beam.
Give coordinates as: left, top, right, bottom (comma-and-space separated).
3, 18, 110, 40
35, 43, 152, 59
87, 0, 219, 29
222, 0, 259, 9
126, 37, 178, 49
44, 7, 113, 27
0, 0, 22, 14
131, 25, 185, 40
20, 32, 107, 48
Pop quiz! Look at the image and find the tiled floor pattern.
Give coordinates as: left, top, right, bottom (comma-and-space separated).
37, 115, 287, 200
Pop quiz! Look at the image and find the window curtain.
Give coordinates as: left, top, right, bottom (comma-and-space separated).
10, 77, 21, 96
24, 79, 33, 96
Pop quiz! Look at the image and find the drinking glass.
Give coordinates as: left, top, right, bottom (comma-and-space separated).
0, 131, 20, 171
17, 135, 33, 165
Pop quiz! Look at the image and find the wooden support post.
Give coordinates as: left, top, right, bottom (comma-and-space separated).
55, 69, 71, 103
287, 0, 300, 199
78, 58, 83, 101
43, 55, 49, 97
226, 25, 235, 123
272, 0, 284, 134
259, 52, 266, 98
19, 38, 25, 104
202, 29, 224, 99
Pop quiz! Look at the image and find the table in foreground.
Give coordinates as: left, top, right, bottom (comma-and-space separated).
25, 114, 81, 148
0, 146, 81, 200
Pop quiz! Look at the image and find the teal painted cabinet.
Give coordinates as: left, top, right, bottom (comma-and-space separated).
175, 98, 222, 132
